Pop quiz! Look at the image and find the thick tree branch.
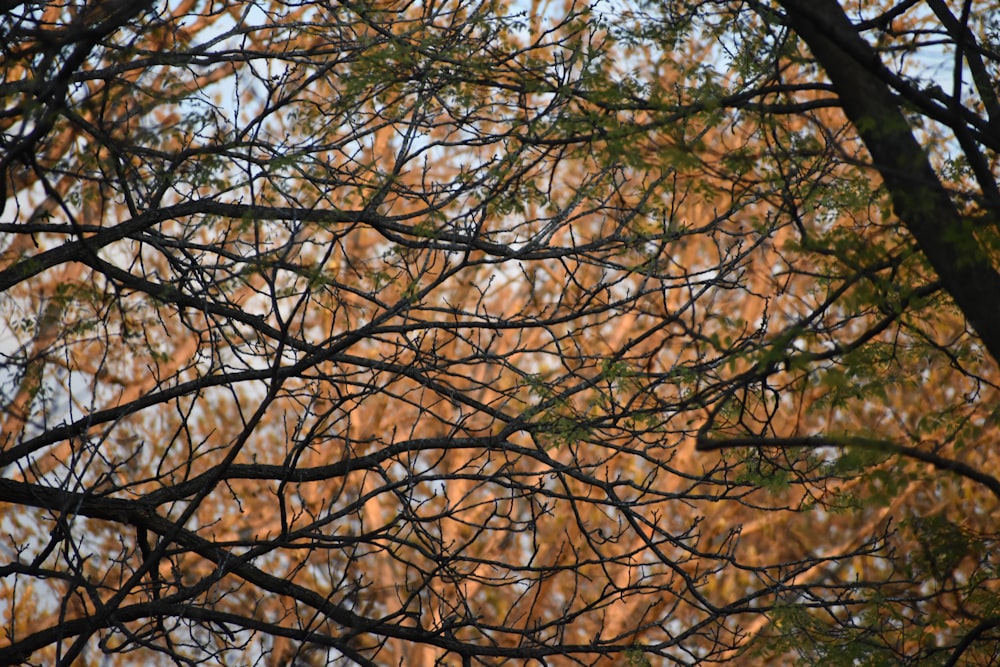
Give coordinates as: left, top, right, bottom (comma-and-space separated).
778, 0, 1000, 366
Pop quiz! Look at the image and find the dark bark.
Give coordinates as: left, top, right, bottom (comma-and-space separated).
779, 0, 1000, 365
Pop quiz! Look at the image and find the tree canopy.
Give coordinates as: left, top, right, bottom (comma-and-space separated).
2, 0, 999, 664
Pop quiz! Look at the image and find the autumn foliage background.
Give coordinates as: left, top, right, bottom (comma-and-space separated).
2, 0, 1000, 665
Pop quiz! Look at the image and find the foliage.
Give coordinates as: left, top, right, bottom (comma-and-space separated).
1, 0, 999, 665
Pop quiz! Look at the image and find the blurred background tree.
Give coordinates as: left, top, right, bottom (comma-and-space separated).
1, 0, 999, 664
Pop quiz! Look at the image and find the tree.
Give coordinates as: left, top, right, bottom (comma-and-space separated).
1, 0, 998, 664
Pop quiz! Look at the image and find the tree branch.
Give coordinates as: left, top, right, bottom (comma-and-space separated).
778, 0, 1000, 366
696, 433, 1000, 500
